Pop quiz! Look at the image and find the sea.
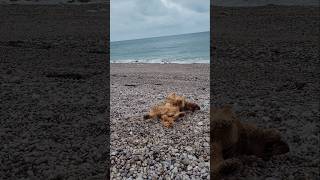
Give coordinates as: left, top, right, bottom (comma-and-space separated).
110, 32, 210, 64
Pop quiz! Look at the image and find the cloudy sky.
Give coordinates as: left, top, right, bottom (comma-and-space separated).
111, 0, 210, 42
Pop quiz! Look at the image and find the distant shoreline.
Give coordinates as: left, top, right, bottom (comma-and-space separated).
110, 62, 210, 65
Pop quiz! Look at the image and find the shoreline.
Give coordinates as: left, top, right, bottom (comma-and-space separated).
110, 62, 210, 65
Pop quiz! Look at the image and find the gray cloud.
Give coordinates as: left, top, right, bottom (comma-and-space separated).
111, 0, 210, 41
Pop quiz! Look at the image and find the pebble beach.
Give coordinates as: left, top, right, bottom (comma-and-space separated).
211, 5, 319, 179
110, 64, 210, 179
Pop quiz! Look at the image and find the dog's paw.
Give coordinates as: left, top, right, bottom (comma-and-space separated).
162, 121, 173, 128
176, 112, 186, 118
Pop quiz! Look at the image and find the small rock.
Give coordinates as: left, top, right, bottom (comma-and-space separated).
187, 165, 193, 171
203, 142, 209, 147
262, 116, 270, 121
172, 167, 178, 174
185, 146, 193, 152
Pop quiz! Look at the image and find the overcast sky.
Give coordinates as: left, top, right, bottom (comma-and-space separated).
111, 0, 210, 42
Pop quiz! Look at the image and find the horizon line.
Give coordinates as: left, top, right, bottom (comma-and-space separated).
111, 31, 209, 43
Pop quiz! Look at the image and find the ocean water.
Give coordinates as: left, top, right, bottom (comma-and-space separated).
110, 32, 210, 64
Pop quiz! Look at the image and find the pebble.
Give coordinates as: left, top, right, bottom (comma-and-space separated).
185, 146, 193, 152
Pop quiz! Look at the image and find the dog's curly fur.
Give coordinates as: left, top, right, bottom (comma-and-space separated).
211, 105, 290, 179
143, 93, 200, 128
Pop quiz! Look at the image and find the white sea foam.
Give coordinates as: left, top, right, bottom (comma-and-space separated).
111, 58, 209, 64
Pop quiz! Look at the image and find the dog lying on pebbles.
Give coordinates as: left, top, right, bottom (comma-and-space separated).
211, 105, 290, 179
143, 93, 200, 128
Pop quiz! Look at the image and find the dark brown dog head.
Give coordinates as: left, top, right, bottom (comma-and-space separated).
260, 129, 290, 160
185, 102, 200, 112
